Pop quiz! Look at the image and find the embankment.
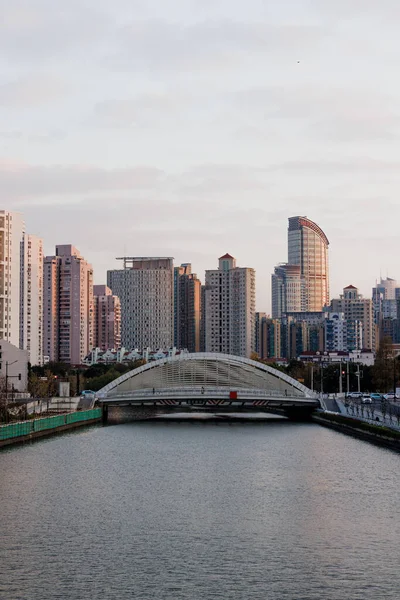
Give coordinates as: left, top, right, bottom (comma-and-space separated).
0, 409, 102, 448
313, 411, 400, 452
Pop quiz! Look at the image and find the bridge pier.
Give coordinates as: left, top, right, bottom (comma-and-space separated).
102, 404, 108, 424
283, 406, 317, 421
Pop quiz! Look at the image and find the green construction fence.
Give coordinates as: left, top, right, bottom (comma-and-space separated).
0, 408, 102, 442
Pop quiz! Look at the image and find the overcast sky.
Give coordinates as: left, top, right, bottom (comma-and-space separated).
1, 0, 400, 311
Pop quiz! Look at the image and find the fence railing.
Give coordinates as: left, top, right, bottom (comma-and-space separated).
0, 408, 102, 442
103, 386, 315, 402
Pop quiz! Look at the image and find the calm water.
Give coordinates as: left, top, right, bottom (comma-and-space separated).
0, 417, 399, 600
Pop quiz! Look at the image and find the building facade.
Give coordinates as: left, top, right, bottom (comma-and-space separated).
93, 285, 121, 351
0, 210, 25, 347
255, 312, 267, 357
330, 285, 375, 351
43, 245, 94, 365
174, 264, 201, 353
107, 257, 174, 350
271, 264, 304, 318
20, 234, 43, 365
204, 254, 255, 358
0, 340, 29, 392
324, 312, 363, 353
288, 216, 330, 312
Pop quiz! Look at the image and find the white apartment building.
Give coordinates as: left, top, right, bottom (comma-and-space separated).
330, 285, 375, 351
107, 257, 174, 350
20, 234, 43, 365
0, 210, 25, 347
204, 254, 255, 358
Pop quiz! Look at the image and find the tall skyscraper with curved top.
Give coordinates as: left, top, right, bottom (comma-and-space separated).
288, 216, 329, 312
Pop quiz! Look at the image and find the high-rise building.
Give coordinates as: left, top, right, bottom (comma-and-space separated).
255, 313, 281, 360
204, 254, 255, 358
93, 285, 121, 351
20, 234, 44, 365
271, 264, 304, 318
255, 312, 267, 357
324, 312, 363, 352
174, 264, 201, 353
107, 257, 174, 350
280, 312, 325, 359
0, 210, 25, 347
330, 285, 375, 351
43, 245, 94, 364
288, 216, 330, 311
372, 277, 400, 327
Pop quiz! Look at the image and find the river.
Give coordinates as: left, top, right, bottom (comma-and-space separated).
0, 416, 399, 599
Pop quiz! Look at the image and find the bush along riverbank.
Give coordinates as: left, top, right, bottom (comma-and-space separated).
312, 411, 400, 452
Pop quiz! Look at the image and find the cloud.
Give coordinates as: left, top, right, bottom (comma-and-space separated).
92, 93, 181, 128
107, 18, 328, 73
234, 85, 400, 141
0, 160, 164, 199
0, 0, 110, 63
0, 76, 67, 107
313, 0, 400, 22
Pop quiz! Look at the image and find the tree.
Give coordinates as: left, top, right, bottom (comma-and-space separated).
372, 337, 399, 393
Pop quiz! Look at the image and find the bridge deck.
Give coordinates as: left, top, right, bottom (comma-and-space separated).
100, 386, 319, 409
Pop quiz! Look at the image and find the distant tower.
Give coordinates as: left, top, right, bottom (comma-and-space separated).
174, 264, 201, 352
288, 216, 330, 311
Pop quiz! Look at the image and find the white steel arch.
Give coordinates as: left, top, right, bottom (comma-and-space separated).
99, 353, 315, 398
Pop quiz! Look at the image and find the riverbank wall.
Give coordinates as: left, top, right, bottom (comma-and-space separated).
313, 411, 400, 452
0, 408, 102, 448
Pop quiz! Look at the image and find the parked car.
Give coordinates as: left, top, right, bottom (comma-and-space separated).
370, 393, 382, 401
383, 393, 399, 401
347, 392, 363, 399
362, 395, 372, 404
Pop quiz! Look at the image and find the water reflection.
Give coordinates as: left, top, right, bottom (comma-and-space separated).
0, 421, 399, 599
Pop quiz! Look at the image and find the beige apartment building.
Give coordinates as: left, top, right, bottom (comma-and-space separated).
93, 285, 121, 351
0, 210, 25, 347
204, 254, 255, 358
20, 234, 44, 366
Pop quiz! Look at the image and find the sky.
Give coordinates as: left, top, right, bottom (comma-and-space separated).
2, 0, 400, 311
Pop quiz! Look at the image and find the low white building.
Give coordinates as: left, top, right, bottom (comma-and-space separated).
0, 340, 29, 392
298, 350, 374, 367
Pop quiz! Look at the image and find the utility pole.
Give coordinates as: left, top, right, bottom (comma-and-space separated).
357, 363, 361, 393
339, 361, 343, 396
346, 360, 350, 395
320, 360, 324, 395
311, 364, 314, 392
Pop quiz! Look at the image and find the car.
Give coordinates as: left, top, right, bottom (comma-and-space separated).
370, 393, 382, 401
362, 396, 372, 404
81, 390, 96, 397
347, 392, 363, 399
383, 393, 399, 401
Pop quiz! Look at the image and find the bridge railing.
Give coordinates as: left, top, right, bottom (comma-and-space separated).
102, 386, 314, 402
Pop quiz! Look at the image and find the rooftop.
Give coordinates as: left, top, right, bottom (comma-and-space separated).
219, 253, 235, 260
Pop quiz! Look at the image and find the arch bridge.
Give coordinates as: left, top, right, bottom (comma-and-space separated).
98, 353, 319, 419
